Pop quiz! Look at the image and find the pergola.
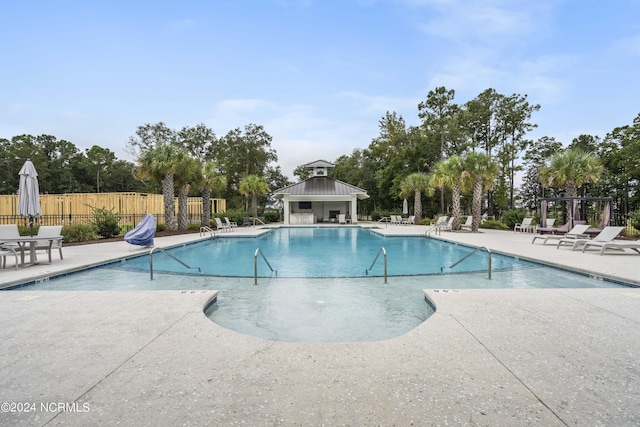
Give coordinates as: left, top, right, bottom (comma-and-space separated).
538, 196, 613, 229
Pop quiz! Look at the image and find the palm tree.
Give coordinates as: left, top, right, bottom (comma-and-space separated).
399, 173, 431, 221
429, 155, 467, 230
200, 162, 227, 228
134, 143, 187, 231
539, 148, 603, 221
174, 154, 201, 230
464, 152, 499, 232
239, 174, 269, 218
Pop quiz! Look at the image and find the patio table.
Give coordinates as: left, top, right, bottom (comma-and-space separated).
0, 236, 62, 267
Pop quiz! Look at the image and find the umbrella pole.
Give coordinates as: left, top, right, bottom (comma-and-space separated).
29, 216, 34, 237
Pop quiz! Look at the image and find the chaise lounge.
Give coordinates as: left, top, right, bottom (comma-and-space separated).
556, 226, 625, 251
532, 224, 590, 245
514, 217, 535, 233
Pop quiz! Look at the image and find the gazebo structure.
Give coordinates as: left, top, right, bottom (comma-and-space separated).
272, 160, 369, 225
538, 196, 613, 230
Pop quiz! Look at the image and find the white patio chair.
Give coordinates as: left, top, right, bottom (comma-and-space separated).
514, 218, 534, 233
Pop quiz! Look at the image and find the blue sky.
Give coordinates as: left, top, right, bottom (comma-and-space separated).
2, 0, 639, 179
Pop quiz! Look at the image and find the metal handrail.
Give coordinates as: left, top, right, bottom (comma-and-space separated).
199, 226, 215, 237
365, 246, 387, 283
441, 246, 492, 279
253, 217, 266, 226
254, 248, 277, 285
424, 223, 443, 236
149, 247, 201, 280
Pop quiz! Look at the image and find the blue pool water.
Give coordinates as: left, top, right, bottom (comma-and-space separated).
118, 227, 534, 277
9, 226, 626, 343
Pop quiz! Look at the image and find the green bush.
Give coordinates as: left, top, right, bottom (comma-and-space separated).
90, 206, 121, 238
62, 224, 98, 243
263, 209, 280, 223
629, 210, 640, 230
501, 209, 528, 229
217, 209, 247, 226
479, 219, 509, 230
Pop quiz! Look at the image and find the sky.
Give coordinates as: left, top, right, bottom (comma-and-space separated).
2, 0, 639, 179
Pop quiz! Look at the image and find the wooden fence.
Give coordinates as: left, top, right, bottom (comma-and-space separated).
0, 192, 226, 227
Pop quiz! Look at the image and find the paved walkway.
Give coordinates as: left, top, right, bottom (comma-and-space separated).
1, 224, 639, 426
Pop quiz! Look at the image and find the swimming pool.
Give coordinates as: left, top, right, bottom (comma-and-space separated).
116, 227, 535, 277
7, 227, 627, 343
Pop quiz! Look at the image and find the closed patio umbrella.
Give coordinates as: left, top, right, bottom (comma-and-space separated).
402, 198, 408, 215
18, 158, 42, 236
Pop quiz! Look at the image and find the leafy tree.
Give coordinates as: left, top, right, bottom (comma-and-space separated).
293, 165, 313, 182
418, 87, 459, 212
429, 155, 467, 230
134, 143, 187, 231
539, 148, 604, 221
239, 174, 269, 218
464, 152, 499, 232
127, 122, 177, 158
178, 123, 218, 161
494, 93, 540, 209
85, 146, 115, 193
519, 136, 563, 209
217, 124, 277, 205
399, 173, 431, 221
174, 154, 201, 230
200, 162, 227, 227
461, 88, 502, 154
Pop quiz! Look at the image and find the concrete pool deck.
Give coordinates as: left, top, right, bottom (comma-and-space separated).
1, 224, 639, 426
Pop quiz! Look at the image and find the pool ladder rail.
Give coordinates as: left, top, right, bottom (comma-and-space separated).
148, 247, 201, 280
254, 248, 277, 285
441, 246, 492, 279
365, 246, 387, 283
199, 226, 216, 237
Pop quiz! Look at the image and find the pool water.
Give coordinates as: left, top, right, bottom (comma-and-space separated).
117, 227, 535, 277
8, 227, 627, 343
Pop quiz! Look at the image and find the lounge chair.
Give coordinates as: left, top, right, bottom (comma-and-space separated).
532, 224, 590, 245
389, 215, 401, 225
215, 217, 231, 232
441, 216, 455, 232
535, 218, 556, 233
537, 220, 586, 235
590, 240, 640, 255
556, 226, 625, 251
338, 214, 347, 224
460, 215, 472, 231
224, 217, 238, 230
402, 215, 415, 225
514, 217, 534, 233
33, 225, 64, 261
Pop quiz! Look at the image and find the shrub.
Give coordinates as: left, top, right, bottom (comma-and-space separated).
501, 209, 528, 229
263, 209, 280, 223
90, 206, 121, 238
62, 224, 98, 243
629, 210, 640, 230
479, 219, 509, 230
217, 209, 247, 226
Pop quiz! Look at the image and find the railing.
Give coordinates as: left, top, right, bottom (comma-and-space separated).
253, 217, 266, 226
149, 247, 201, 280
424, 223, 443, 236
199, 226, 215, 237
254, 248, 277, 285
441, 246, 492, 279
365, 246, 387, 283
